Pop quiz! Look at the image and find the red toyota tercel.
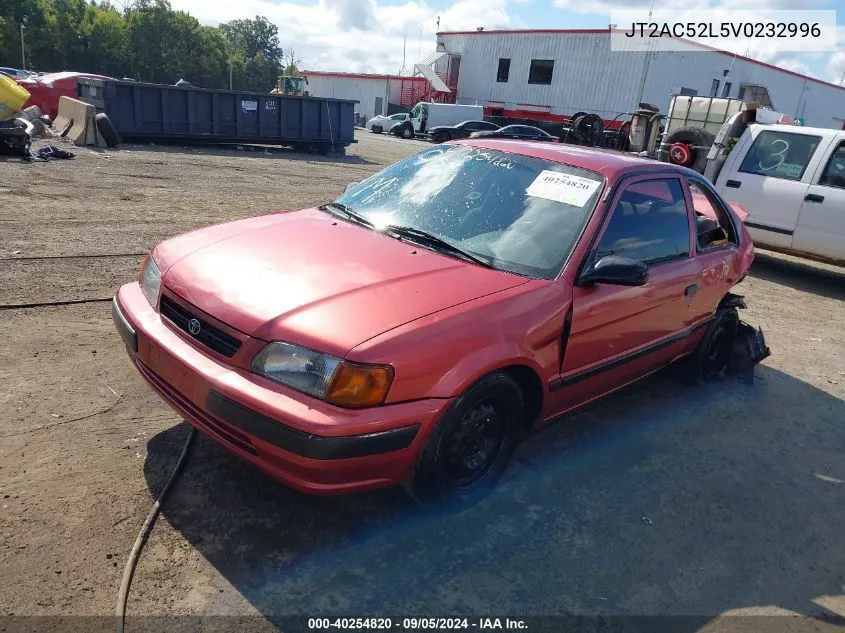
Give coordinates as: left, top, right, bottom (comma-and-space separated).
113, 140, 766, 509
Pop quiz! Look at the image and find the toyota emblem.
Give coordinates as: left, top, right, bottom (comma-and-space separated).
188, 318, 202, 336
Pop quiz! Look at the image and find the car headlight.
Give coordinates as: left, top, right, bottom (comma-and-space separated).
139, 254, 162, 309
252, 341, 394, 408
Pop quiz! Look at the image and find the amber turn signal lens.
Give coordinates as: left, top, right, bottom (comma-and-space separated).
326, 362, 394, 408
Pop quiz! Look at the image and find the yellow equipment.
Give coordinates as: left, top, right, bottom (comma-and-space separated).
270, 75, 308, 96
0, 73, 30, 121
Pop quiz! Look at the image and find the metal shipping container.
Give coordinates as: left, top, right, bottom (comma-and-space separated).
101, 80, 356, 152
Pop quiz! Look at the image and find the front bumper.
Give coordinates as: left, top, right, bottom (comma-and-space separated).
112, 283, 450, 494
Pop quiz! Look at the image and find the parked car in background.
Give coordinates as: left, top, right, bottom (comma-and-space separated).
708, 123, 845, 266
406, 102, 485, 137
470, 125, 559, 142
429, 120, 500, 143
113, 140, 766, 511
0, 67, 34, 80
366, 113, 408, 134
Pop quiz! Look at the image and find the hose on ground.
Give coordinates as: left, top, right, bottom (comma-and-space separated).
0, 297, 113, 310
115, 427, 196, 633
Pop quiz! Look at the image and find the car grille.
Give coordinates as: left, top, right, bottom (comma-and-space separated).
159, 295, 242, 358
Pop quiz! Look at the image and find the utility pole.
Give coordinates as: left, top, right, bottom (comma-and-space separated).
635, 6, 654, 105
20, 24, 26, 70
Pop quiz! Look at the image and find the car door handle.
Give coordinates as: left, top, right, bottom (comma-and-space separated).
804, 193, 825, 203
726, 180, 742, 188
684, 284, 700, 298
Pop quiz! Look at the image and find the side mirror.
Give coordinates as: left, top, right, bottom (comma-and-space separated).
344, 182, 359, 193
579, 255, 649, 287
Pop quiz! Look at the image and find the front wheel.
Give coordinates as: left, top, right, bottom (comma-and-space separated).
371, 125, 383, 134
404, 372, 524, 512
685, 308, 739, 384
432, 131, 450, 143
400, 125, 414, 139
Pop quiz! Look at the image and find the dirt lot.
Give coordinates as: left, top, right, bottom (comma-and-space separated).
1, 131, 844, 632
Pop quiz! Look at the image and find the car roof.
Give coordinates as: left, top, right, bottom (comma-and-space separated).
455, 139, 693, 179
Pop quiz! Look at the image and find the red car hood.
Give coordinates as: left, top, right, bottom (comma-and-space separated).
161, 208, 529, 356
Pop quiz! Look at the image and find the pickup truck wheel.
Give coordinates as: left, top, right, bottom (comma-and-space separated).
663, 126, 714, 173
404, 372, 524, 512
372, 125, 383, 134
685, 308, 739, 384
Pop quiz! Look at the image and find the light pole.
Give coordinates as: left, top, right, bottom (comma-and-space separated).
20, 24, 26, 70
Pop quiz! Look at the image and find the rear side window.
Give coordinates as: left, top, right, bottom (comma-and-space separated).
739, 130, 822, 181
687, 181, 737, 249
819, 141, 845, 189
596, 178, 691, 265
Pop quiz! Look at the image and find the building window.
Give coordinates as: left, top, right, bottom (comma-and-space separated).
711, 79, 720, 96
722, 82, 732, 97
528, 60, 554, 85
738, 84, 773, 108
679, 87, 698, 96
496, 58, 510, 82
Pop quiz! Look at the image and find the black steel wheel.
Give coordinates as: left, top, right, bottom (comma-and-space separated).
404, 372, 524, 511
686, 308, 739, 384
432, 131, 450, 143
400, 123, 414, 139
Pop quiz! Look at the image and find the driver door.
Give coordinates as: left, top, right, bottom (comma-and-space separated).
554, 175, 701, 413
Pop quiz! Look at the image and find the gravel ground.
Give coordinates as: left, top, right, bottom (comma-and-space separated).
0, 131, 843, 633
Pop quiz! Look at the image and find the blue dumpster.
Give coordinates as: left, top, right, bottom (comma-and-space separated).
100, 80, 356, 152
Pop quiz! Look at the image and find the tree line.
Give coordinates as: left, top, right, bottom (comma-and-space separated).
0, 0, 302, 92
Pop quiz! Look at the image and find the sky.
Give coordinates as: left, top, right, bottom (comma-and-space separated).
167, 0, 845, 84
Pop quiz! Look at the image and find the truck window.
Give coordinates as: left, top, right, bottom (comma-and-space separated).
819, 142, 845, 189
411, 104, 421, 118
738, 130, 822, 182
687, 180, 737, 250
596, 178, 690, 266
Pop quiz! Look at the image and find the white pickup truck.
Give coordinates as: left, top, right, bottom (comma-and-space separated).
710, 124, 845, 265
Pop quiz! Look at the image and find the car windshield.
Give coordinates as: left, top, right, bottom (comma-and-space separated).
335, 144, 605, 279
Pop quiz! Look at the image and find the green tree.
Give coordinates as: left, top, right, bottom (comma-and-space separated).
219, 15, 283, 92
78, 4, 129, 77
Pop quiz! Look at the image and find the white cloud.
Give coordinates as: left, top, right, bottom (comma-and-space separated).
168, 0, 512, 73
826, 51, 845, 84
772, 57, 814, 76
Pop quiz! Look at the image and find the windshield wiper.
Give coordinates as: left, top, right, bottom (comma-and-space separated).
383, 225, 493, 268
318, 202, 375, 229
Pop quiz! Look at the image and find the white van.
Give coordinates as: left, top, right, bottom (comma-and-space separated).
404, 102, 484, 138
711, 124, 845, 265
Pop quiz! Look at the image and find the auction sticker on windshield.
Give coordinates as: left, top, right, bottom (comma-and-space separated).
526, 171, 602, 207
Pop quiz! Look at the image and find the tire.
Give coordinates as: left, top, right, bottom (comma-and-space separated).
432, 131, 450, 143
371, 125, 383, 134
404, 372, 524, 512
685, 308, 740, 385
400, 124, 414, 139
663, 126, 714, 173
96, 112, 120, 147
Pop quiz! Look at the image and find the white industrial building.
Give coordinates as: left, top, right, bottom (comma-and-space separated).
303, 30, 845, 130
302, 71, 434, 121
433, 29, 845, 128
